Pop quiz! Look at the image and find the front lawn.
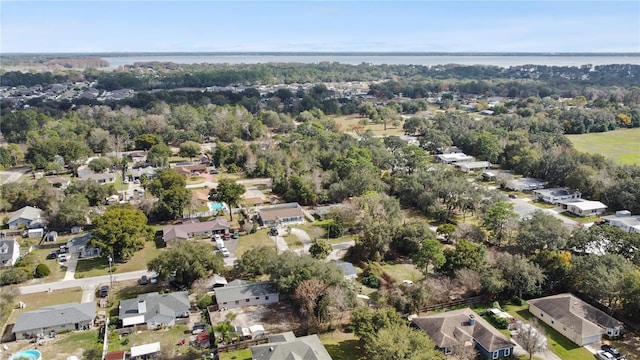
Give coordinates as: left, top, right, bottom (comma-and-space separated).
233, 230, 274, 256
380, 263, 424, 283
29, 247, 68, 281
75, 241, 162, 278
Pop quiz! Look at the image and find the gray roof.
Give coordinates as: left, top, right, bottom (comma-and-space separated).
214, 280, 278, 304
119, 291, 190, 325
0, 239, 18, 263
412, 308, 512, 352
8, 206, 43, 224
528, 294, 623, 336
259, 203, 304, 222
13, 302, 96, 333
335, 262, 357, 277
251, 333, 332, 360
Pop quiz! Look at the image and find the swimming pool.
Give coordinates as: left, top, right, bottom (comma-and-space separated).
208, 201, 226, 212
10, 349, 41, 360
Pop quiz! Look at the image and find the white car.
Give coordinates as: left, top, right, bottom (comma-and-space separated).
58, 253, 67, 262
597, 350, 616, 360
221, 248, 231, 258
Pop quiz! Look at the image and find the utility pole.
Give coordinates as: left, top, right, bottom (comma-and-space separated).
108, 254, 114, 301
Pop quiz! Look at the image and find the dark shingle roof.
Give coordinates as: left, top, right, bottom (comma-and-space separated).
412, 308, 512, 352
214, 280, 278, 304
119, 291, 189, 325
13, 302, 96, 333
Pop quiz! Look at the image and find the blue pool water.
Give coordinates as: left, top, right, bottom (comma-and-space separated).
10, 349, 41, 360
208, 201, 226, 212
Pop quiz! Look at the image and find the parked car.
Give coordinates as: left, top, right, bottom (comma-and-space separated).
140, 275, 148, 285
232, 230, 239, 239
508, 194, 518, 199
192, 322, 207, 335
221, 248, 231, 258
150, 276, 158, 284
601, 345, 622, 358
209, 169, 218, 174
268, 227, 278, 236
99, 285, 109, 298
597, 350, 616, 360
47, 251, 58, 259
134, 179, 140, 184
58, 253, 67, 262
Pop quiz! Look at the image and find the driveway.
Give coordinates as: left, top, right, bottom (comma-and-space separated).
508, 197, 579, 228
0, 167, 30, 184
290, 228, 312, 254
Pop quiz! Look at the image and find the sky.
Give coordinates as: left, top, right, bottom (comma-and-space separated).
1, 1, 639, 53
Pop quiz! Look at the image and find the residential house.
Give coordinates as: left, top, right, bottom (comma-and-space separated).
456, 161, 492, 173
258, 203, 306, 227
559, 199, 607, 217
129, 166, 157, 180
12, 302, 96, 340
0, 239, 20, 267
84, 172, 117, 184
503, 177, 548, 192
191, 189, 211, 207
45, 176, 71, 190
335, 261, 358, 281
435, 153, 475, 164
250, 331, 332, 360
436, 146, 464, 155
214, 279, 279, 309
528, 293, 624, 345
130, 342, 161, 360
533, 188, 582, 204
204, 274, 228, 290
128, 151, 147, 164
174, 164, 207, 176
8, 206, 45, 230
602, 210, 640, 234
412, 308, 514, 359
68, 235, 102, 259
162, 218, 230, 244
119, 291, 190, 328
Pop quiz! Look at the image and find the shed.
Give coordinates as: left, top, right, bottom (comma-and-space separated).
130, 342, 161, 359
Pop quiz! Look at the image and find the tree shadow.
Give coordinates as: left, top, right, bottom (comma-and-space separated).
323, 339, 366, 360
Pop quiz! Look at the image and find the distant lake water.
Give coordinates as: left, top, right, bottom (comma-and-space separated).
103, 54, 640, 68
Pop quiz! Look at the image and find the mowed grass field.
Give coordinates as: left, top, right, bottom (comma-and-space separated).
330, 114, 405, 137
567, 128, 640, 165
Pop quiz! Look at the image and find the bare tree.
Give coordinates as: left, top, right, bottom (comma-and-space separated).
451, 340, 477, 360
513, 319, 547, 360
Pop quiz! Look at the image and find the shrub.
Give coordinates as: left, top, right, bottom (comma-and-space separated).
196, 294, 213, 309
34, 263, 51, 278
361, 274, 380, 288
491, 315, 511, 329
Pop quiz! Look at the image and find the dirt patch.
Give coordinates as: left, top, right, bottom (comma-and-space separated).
208, 302, 301, 335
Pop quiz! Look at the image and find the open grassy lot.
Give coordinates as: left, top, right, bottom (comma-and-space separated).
505, 304, 595, 360
233, 230, 274, 256
282, 233, 303, 250
75, 240, 162, 278
567, 128, 640, 165
107, 324, 190, 353
28, 247, 68, 281
330, 114, 405, 137
380, 263, 424, 283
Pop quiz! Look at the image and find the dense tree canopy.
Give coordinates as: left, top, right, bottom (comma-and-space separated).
148, 242, 224, 287
90, 205, 152, 261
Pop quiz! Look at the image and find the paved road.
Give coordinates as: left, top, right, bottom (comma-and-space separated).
0, 167, 30, 184
186, 177, 272, 189
508, 197, 580, 228
19, 269, 153, 295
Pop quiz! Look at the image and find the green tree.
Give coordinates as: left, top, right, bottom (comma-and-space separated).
516, 211, 568, 255
148, 242, 224, 287
134, 133, 159, 150
436, 223, 457, 243
87, 157, 112, 173
209, 178, 245, 221
90, 205, 151, 261
437, 240, 487, 276
495, 253, 546, 299
178, 141, 201, 161
482, 201, 518, 245
309, 238, 332, 259
350, 306, 405, 341
147, 143, 172, 167
412, 239, 446, 275
46, 193, 89, 230
365, 323, 445, 360
148, 168, 190, 221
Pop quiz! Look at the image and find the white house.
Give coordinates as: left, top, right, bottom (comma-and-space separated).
559, 199, 607, 217
435, 153, 475, 164
528, 293, 623, 346
533, 188, 582, 204
214, 280, 279, 309
456, 161, 492, 173
602, 210, 640, 233
8, 206, 45, 230
0, 239, 20, 267
258, 203, 306, 227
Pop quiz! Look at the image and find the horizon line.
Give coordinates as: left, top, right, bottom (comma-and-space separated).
2, 51, 640, 57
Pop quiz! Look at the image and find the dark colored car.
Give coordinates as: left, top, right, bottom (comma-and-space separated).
268, 227, 278, 236
47, 251, 58, 259
140, 275, 148, 285
508, 194, 518, 199
601, 345, 621, 358
99, 285, 109, 298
